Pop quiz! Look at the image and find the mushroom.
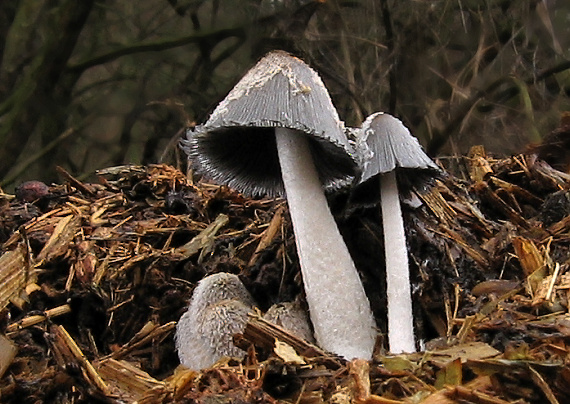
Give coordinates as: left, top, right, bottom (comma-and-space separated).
264, 301, 315, 343
356, 112, 439, 354
182, 51, 376, 359
175, 272, 256, 369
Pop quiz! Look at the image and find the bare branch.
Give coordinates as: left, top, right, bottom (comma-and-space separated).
67, 26, 246, 73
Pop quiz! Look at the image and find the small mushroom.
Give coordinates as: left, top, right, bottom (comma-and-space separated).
356, 112, 439, 353
264, 301, 315, 343
196, 299, 252, 363
185, 272, 256, 313
182, 51, 376, 359
175, 273, 255, 369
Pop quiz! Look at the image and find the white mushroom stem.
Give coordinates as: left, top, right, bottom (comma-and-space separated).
380, 170, 415, 353
275, 127, 376, 359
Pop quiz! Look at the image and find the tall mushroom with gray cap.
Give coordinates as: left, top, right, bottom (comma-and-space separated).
182, 51, 376, 359
356, 112, 439, 353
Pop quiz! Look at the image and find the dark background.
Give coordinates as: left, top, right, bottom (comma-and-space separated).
0, 0, 568, 190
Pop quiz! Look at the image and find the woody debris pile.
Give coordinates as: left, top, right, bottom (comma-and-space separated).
1, 137, 570, 402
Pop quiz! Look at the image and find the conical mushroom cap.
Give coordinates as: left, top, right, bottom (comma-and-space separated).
357, 112, 439, 184
182, 50, 357, 197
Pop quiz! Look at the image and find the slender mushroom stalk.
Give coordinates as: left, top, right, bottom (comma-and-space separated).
381, 169, 415, 353
356, 112, 439, 354
182, 51, 376, 359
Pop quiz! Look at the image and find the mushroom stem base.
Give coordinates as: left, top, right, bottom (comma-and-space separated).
275, 127, 376, 359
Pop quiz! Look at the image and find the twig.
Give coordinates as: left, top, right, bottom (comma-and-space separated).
545, 262, 561, 302
105, 321, 176, 361
51, 325, 110, 394
7, 304, 72, 333
0, 128, 76, 188
527, 365, 560, 404
68, 27, 245, 73
56, 166, 97, 196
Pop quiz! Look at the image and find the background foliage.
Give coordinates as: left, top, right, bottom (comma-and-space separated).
0, 0, 568, 190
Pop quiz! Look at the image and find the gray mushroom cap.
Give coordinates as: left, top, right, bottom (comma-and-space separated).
175, 273, 256, 369
356, 112, 439, 184
181, 50, 357, 197
264, 301, 315, 343
188, 272, 256, 315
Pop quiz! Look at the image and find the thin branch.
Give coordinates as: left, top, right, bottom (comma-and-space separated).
427, 59, 570, 155
533, 60, 570, 83
1, 127, 76, 187
426, 76, 510, 155
67, 26, 246, 73
380, 0, 396, 114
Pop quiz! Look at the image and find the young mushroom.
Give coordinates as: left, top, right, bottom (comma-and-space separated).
356, 112, 439, 354
264, 301, 315, 343
175, 272, 256, 369
182, 50, 377, 359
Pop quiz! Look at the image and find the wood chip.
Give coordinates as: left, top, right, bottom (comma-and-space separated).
6, 304, 71, 333
173, 213, 229, 260
97, 358, 165, 402
37, 214, 82, 262
51, 324, 110, 394
0, 334, 17, 378
0, 242, 32, 311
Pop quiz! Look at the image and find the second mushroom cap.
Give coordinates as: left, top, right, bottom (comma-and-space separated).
357, 112, 439, 184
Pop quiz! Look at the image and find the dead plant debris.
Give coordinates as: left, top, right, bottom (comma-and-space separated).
1, 149, 570, 403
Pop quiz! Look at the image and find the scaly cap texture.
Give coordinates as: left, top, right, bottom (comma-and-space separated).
356, 112, 439, 185
182, 50, 357, 197
264, 301, 315, 343
175, 273, 256, 369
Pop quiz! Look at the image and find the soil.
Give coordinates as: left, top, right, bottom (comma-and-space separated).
1, 149, 570, 403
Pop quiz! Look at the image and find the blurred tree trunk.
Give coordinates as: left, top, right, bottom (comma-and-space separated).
0, 0, 18, 77
0, 0, 567, 186
0, 0, 96, 179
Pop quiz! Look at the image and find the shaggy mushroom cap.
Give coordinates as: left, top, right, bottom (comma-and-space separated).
357, 112, 439, 184
187, 272, 255, 313
197, 299, 252, 362
182, 50, 357, 197
175, 273, 256, 369
264, 301, 315, 343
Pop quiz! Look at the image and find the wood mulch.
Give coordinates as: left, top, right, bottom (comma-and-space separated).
1, 143, 570, 403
